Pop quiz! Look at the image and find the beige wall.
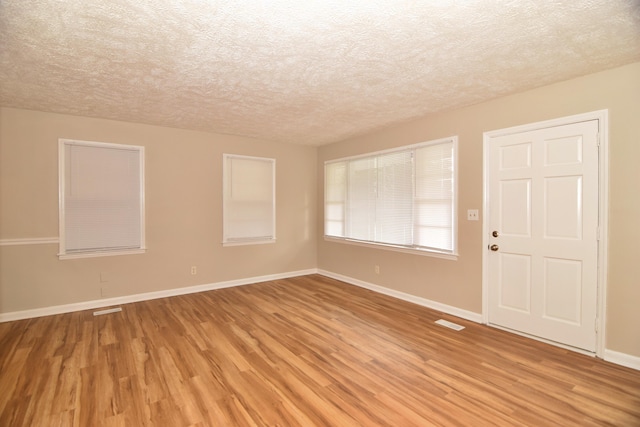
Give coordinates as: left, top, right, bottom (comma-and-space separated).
0, 108, 317, 312
1, 62, 638, 359
317, 62, 640, 358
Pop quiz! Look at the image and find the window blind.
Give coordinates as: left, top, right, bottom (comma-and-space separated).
60, 139, 144, 256
324, 138, 456, 254
223, 154, 275, 244
414, 143, 454, 251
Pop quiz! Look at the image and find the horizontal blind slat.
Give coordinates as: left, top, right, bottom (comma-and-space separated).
63, 141, 143, 254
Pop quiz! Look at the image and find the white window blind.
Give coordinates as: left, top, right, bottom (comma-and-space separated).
59, 139, 145, 258
223, 154, 275, 245
414, 142, 455, 252
324, 137, 456, 254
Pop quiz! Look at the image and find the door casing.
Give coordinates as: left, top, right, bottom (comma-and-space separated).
482, 110, 609, 357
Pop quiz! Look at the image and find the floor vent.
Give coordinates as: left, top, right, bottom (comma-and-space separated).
435, 319, 465, 331
93, 307, 122, 316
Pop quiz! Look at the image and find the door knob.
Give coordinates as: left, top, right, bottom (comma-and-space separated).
492, 230, 499, 237
489, 244, 499, 251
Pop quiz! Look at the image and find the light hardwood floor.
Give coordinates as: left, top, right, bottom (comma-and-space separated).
1, 274, 639, 426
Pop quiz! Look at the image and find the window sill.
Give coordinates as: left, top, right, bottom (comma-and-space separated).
323, 236, 458, 260
222, 238, 276, 247
58, 248, 146, 260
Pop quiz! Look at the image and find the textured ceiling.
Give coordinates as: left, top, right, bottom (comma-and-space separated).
1, 1, 639, 146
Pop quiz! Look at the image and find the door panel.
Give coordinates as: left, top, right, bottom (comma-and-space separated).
544, 176, 582, 239
543, 257, 582, 324
500, 179, 531, 236
544, 135, 582, 166
498, 253, 532, 313
487, 120, 599, 352
500, 142, 532, 169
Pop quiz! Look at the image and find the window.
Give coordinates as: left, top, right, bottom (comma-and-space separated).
223, 154, 275, 246
324, 137, 457, 256
59, 139, 145, 259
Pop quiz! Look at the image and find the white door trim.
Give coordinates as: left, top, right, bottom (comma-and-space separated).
482, 110, 609, 358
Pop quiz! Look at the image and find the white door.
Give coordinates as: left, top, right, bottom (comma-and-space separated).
486, 119, 599, 352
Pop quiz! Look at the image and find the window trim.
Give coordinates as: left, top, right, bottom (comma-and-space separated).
323, 235, 458, 260
58, 138, 146, 260
222, 153, 276, 247
324, 136, 458, 259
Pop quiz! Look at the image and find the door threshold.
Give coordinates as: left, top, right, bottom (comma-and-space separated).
487, 323, 597, 357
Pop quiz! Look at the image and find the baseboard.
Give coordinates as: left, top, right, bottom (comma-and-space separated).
0, 268, 318, 323
317, 269, 483, 323
317, 270, 640, 371
604, 349, 640, 371
5, 268, 638, 371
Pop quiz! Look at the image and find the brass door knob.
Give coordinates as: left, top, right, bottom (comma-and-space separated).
492, 231, 499, 237
490, 244, 499, 251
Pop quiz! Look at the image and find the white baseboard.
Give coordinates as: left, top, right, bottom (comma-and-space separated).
0, 268, 318, 323
317, 269, 483, 323
3, 267, 638, 371
317, 270, 640, 371
604, 349, 640, 371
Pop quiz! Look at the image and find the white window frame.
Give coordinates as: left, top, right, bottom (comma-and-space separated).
222, 154, 276, 246
58, 139, 146, 259
324, 137, 458, 259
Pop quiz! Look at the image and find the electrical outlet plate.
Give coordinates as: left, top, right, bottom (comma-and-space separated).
467, 209, 479, 221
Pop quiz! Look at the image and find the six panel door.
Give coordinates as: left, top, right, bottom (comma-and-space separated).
487, 120, 599, 352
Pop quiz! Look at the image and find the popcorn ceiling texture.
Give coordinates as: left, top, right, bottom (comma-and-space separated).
1, 0, 639, 145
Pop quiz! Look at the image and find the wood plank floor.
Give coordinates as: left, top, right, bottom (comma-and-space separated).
1, 274, 639, 426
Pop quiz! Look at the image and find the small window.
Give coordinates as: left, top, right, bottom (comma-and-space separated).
58, 139, 145, 259
223, 154, 275, 246
324, 137, 457, 257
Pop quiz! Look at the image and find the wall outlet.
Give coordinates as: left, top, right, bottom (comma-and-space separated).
374, 265, 380, 274
100, 286, 109, 297
191, 266, 197, 275
467, 209, 479, 221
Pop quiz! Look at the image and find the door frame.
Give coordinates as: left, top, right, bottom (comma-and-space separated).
482, 110, 609, 358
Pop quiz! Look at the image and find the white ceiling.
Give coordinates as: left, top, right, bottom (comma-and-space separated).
1, 1, 639, 146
